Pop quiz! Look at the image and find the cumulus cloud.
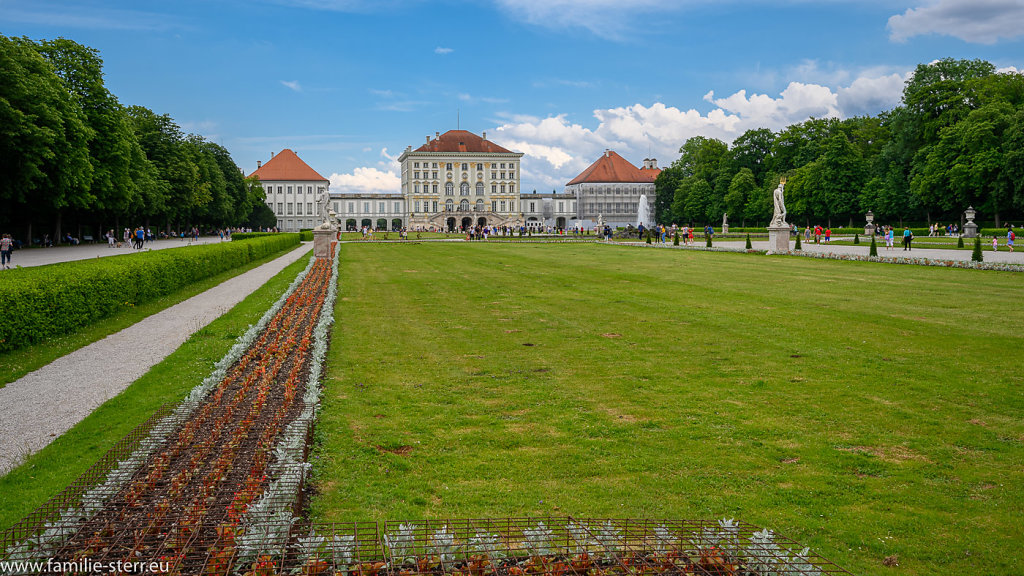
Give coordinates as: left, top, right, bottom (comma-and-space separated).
330, 167, 400, 193
435, 46, 454, 54
281, 80, 302, 92
888, 0, 1024, 44
492, 71, 910, 190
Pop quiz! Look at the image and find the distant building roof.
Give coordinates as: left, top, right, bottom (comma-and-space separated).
414, 130, 517, 154
567, 151, 660, 185
249, 149, 327, 181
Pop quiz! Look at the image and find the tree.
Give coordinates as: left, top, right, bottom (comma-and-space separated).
729, 128, 774, 183
0, 36, 93, 241
725, 168, 757, 226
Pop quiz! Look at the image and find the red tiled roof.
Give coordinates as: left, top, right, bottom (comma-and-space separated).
567, 151, 658, 185
248, 149, 327, 181
414, 130, 516, 154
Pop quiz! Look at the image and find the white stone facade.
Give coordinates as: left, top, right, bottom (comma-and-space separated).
263, 180, 329, 232
331, 193, 407, 231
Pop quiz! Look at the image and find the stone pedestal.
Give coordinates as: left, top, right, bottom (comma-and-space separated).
313, 228, 333, 259
963, 221, 978, 238
865, 223, 876, 237
767, 225, 791, 254
722, 224, 729, 234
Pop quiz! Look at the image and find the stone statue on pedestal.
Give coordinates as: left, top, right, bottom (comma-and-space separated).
771, 178, 787, 227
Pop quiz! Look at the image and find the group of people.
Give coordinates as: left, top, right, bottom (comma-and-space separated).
928, 223, 960, 236
993, 229, 1016, 252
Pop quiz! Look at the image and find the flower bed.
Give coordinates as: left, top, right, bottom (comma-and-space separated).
0, 246, 337, 575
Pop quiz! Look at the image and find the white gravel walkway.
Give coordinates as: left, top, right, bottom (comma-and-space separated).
0, 243, 311, 475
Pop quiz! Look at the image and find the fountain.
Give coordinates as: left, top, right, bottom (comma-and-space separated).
637, 194, 651, 228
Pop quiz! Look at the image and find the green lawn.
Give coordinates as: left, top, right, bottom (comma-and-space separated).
312, 242, 1023, 576
0, 250, 313, 530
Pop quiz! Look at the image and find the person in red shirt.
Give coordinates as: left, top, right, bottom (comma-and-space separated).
814, 225, 822, 244
825, 227, 831, 243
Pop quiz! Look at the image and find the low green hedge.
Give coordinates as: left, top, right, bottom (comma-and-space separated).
299, 230, 313, 242
0, 234, 300, 353
232, 232, 278, 241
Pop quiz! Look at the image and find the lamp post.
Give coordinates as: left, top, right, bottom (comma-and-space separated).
864, 210, 875, 237
964, 206, 978, 238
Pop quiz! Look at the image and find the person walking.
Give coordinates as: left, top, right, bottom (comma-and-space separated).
992, 235, 998, 251
1008, 229, 1015, 252
902, 227, 913, 251
1, 233, 13, 269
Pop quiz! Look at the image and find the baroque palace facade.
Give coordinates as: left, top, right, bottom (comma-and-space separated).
253, 130, 659, 232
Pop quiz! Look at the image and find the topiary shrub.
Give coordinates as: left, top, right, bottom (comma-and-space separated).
869, 235, 877, 257
745, 234, 752, 250
972, 237, 983, 262
957, 236, 965, 248
645, 230, 652, 244
795, 234, 801, 250
854, 233, 860, 245
706, 234, 712, 247
673, 232, 679, 246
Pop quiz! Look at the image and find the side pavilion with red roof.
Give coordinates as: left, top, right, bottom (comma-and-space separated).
249, 149, 330, 232
564, 150, 660, 229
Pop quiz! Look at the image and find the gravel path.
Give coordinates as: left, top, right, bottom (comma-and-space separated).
0, 244, 311, 475
1, 237, 234, 269
715, 239, 1024, 264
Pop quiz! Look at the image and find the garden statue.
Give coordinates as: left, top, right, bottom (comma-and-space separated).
722, 212, 728, 226
771, 177, 787, 227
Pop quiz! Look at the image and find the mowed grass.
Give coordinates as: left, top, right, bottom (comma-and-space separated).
0, 250, 313, 530
312, 243, 1022, 576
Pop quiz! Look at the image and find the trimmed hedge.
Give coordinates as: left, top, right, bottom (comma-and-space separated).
300, 230, 313, 242
231, 232, 279, 241
0, 234, 300, 353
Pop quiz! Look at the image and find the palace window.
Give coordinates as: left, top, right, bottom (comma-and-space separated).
394, 202, 401, 212
363, 202, 370, 213
348, 202, 354, 213
432, 184, 438, 194
491, 172, 496, 179
476, 163, 483, 171
500, 201, 506, 212
287, 186, 293, 194
446, 163, 452, 170
297, 203, 303, 215
446, 182, 455, 195
460, 182, 470, 196
414, 162, 420, 168
415, 201, 421, 212
432, 162, 437, 168
277, 202, 283, 214
379, 202, 385, 213
333, 202, 339, 212
500, 172, 505, 180
500, 184, 506, 193
475, 182, 484, 196
432, 201, 438, 212
446, 199, 454, 211
414, 184, 420, 193
529, 202, 535, 212
491, 200, 497, 212
510, 200, 515, 212
414, 171, 420, 179
461, 199, 470, 211
510, 184, 515, 194
287, 204, 293, 215
509, 171, 515, 179
491, 184, 497, 194
432, 171, 437, 179
501, 163, 506, 169
461, 163, 468, 171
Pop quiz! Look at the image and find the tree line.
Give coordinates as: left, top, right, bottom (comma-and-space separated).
0, 35, 276, 245
655, 58, 1024, 229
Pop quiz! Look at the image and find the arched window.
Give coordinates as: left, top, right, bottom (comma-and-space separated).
460, 182, 470, 196
476, 182, 484, 196
476, 199, 484, 212
445, 199, 454, 211
460, 199, 470, 211
445, 182, 454, 196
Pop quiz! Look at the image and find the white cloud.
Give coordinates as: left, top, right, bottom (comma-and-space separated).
888, 0, 1024, 44
281, 80, 302, 92
330, 167, 400, 193
491, 70, 912, 191
329, 147, 401, 193
435, 46, 454, 54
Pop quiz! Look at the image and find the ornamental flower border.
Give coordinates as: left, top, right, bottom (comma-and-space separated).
602, 240, 1024, 272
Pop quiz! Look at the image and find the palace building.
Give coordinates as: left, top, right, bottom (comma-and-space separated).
257, 133, 660, 232
250, 149, 330, 232
397, 130, 524, 231
565, 150, 659, 228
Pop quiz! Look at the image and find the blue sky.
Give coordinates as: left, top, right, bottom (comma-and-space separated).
2, 0, 1023, 194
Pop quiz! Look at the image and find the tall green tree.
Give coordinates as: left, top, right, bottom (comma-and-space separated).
725, 168, 757, 226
